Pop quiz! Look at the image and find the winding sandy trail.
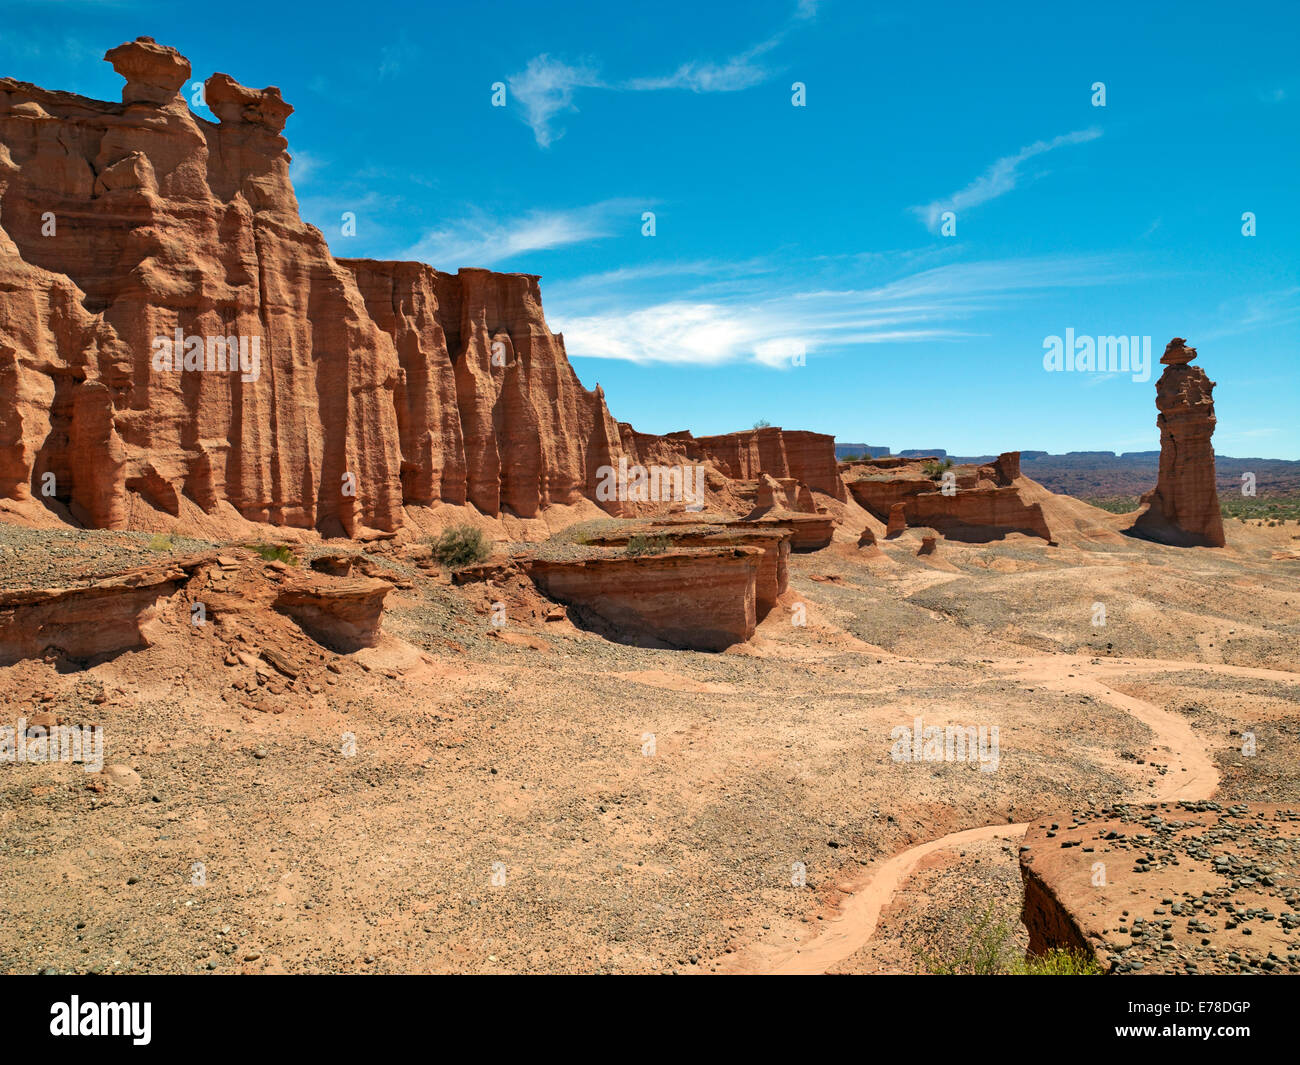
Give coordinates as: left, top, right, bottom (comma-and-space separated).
734, 656, 1297, 975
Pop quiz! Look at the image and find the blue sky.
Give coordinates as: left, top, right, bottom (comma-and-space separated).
4, 0, 1298, 457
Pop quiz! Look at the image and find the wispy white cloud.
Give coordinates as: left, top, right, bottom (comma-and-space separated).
1199, 286, 1300, 341
550, 255, 1125, 367
910, 128, 1103, 232
403, 198, 642, 267
624, 37, 780, 93
509, 1, 817, 146
551, 298, 969, 368
508, 55, 604, 148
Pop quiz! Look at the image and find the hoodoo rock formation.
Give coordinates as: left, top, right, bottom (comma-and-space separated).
0, 39, 840, 538
1131, 339, 1226, 547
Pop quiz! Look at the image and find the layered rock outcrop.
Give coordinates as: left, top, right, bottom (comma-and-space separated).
845, 452, 1054, 542
623, 425, 844, 502
1131, 339, 1226, 548
0, 555, 190, 664
0, 39, 840, 538
525, 548, 762, 651
581, 523, 790, 614
0, 548, 392, 663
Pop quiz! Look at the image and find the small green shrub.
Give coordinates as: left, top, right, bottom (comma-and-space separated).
753, 419, 771, 429
916, 904, 1104, 975
624, 533, 671, 558
146, 532, 175, 552
1013, 949, 1104, 976
431, 524, 490, 569
252, 542, 299, 566
915, 903, 1016, 975
921, 458, 954, 480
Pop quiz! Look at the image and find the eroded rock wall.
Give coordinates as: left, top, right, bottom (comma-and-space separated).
0, 39, 842, 537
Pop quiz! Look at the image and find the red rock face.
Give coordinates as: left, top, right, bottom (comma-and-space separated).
525, 548, 762, 651
885, 503, 907, 538
0, 40, 843, 537
340, 261, 625, 518
689, 427, 846, 502
847, 452, 1053, 542
1133, 339, 1226, 548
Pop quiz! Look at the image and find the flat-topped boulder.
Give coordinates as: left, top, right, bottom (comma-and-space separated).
722, 513, 833, 551
524, 547, 763, 651
579, 523, 790, 613
270, 574, 391, 651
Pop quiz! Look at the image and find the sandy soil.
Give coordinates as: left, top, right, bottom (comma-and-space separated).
0, 517, 1296, 974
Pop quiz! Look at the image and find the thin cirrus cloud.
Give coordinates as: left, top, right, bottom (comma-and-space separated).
548, 254, 1125, 367
508, 2, 817, 146
508, 55, 605, 149
910, 128, 1103, 233
402, 198, 644, 268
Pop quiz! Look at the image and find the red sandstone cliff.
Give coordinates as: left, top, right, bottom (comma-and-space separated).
0, 38, 840, 538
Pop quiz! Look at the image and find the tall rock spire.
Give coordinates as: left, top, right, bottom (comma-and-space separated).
1132, 338, 1226, 547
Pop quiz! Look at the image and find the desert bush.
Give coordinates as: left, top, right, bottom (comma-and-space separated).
915, 903, 1016, 975
145, 532, 176, 552
624, 533, 671, 558
921, 458, 954, 480
753, 419, 771, 429
1013, 949, 1103, 975
916, 904, 1103, 975
431, 524, 490, 568
252, 542, 299, 566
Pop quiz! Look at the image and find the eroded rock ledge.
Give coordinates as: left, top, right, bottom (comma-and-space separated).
0, 549, 392, 664
1020, 802, 1300, 974
524, 548, 764, 652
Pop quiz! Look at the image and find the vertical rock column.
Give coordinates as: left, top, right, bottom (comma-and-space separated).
1134, 338, 1226, 547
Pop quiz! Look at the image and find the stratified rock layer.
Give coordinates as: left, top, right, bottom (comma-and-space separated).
1132, 339, 1226, 548
0, 39, 841, 537
845, 452, 1054, 542
525, 548, 762, 651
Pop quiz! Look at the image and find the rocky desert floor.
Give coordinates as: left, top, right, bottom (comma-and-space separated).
1, 516, 1297, 974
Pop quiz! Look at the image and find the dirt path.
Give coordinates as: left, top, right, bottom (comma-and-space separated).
727, 656, 1294, 975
